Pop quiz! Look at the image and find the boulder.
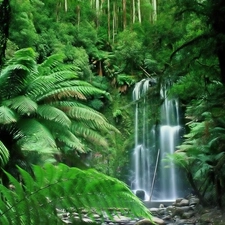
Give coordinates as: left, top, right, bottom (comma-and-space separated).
189, 196, 200, 206
135, 217, 165, 225
135, 190, 145, 200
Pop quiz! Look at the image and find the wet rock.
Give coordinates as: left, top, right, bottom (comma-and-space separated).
135, 218, 154, 225
136, 190, 145, 200
182, 211, 195, 219
189, 196, 200, 206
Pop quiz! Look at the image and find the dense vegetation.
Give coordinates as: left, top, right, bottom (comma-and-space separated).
0, 0, 225, 223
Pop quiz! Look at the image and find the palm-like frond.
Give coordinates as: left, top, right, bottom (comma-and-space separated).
36, 86, 87, 101
38, 54, 65, 70
16, 119, 58, 153
0, 163, 152, 224
0, 106, 17, 124
67, 106, 119, 133
3, 96, 37, 116
54, 129, 85, 152
0, 141, 10, 167
36, 105, 71, 128
71, 122, 108, 148
0, 65, 30, 99
0, 48, 119, 164
25, 71, 78, 100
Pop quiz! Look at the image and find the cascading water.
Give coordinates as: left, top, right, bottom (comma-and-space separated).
131, 78, 156, 200
156, 86, 182, 201
131, 80, 183, 201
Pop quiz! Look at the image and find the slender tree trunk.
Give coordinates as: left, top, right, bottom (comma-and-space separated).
186, 171, 206, 205
123, 0, 126, 29
0, 0, 10, 67
76, 4, 80, 29
210, 0, 225, 85
113, 2, 116, 43
137, 0, 141, 23
132, 0, 136, 23
152, 0, 157, 22
96, 0, 100, 27
215, 177, 223, 208
64, 0, 67, 12
107, 0, 111, 40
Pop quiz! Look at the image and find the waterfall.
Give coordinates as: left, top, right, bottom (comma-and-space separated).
131, 80, 183, 201
132, 78, 155, 200
157, 86, 182, 200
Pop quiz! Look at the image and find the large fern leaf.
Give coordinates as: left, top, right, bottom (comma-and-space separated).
71, 121, 108, 148
16, 119, 58, 153
0, 163, 152, 224
67, 106, 119, 133
0, 141, 10, 167
36, 105, 71, 128
3, 96, 38, 116
0, 106, 17, 124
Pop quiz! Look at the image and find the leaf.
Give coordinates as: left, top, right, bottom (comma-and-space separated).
0, 164, 152, 224
0, 141, 10, 167
0, 106, 17, 124
3, 96, 38, 116
37, 105, 71, 128
16, 119, 58, 153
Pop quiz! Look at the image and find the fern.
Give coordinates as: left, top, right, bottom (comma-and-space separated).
0, 141, 10, 167
0, 106, 17, 124
0, 164, 152, 224
3, 96, 38, 116
36, 105, 71, 128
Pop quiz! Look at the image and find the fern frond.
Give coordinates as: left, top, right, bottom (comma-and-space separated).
3, 96, 37, 116
36, 86, 87, 101
67, 106, 119, 133
38, 54, 65, 71
0, 163, 152, 224
0, 64, 30, 99
37, 105, 71, 128
52, 100, 106, 116
71, 122, 108, 147
0, 106, 17, 124
0, 141, 10, 167
16, 119, 58, 153
54, 129, 85, 152
25, 71, 77, 100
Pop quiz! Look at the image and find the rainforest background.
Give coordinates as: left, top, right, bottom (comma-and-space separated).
0, 0, 225, 222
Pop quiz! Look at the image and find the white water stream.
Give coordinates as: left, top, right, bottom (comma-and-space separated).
131, 80, 182, 201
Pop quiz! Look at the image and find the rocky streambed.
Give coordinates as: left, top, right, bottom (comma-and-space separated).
58, 195, 225, 225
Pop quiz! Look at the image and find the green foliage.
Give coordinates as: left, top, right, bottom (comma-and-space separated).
0, 48, 119, 172
0, 163, 152, 224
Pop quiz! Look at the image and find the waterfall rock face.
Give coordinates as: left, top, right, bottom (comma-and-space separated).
131, 80, 184, 201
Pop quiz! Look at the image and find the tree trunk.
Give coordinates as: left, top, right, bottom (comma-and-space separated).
0, 0, 10, 67
96, 0, 100, 27
215, 177, 223, 208
64, 0, 67, 12
113, 2, 116, 43
76, 4, 80, 29
137, 0, 141, 23
123, 0, 126, 29
186, 171, 206, 205
152, 0, 157, 22
132, 0, 136, 23
108, 0, 110, 40
210, 0, 225, 85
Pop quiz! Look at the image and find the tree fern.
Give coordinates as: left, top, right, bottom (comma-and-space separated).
0, 106, 17, 124
0, 48, 119, 169
0, 141, 10, 167
0, 163, 152, 224
3, 96, 38, 116
36, 105, 71, 128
